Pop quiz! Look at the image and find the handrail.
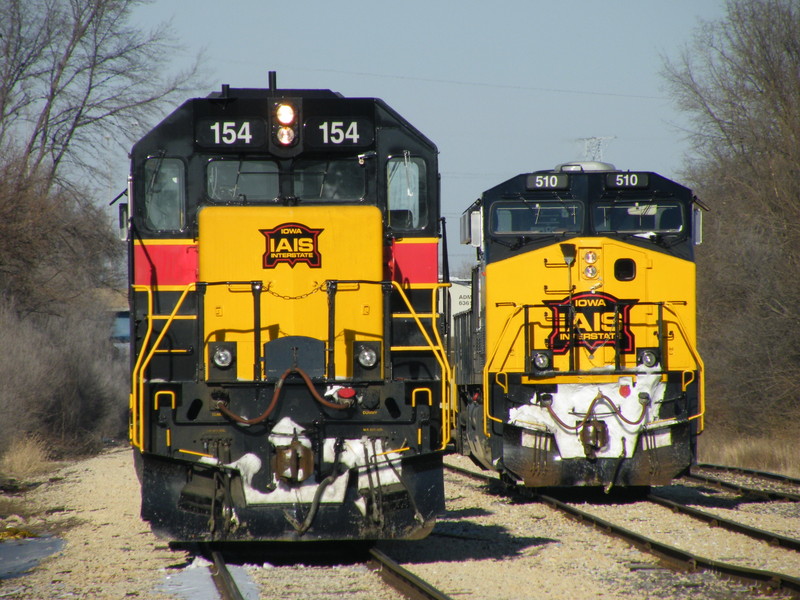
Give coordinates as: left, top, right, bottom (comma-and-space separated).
481, 300, 704, 437
129, 279, 456, 451
324, 278, 453, 448
388, 281, 454, 449
130, 283, 196, 450
661, 303, 705, 432
482, 306, 523, 436
128, 285, 153, 450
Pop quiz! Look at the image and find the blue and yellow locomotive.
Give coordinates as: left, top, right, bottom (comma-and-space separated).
123, 75, 452, 541
453, 162, 704, 489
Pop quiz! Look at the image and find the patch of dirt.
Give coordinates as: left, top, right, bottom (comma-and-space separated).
0, 447, 188, 599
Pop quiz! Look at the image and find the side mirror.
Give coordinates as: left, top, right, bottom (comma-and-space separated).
692, 207, 703, 246
118, 202, 129, 241
460, 208, 482, 247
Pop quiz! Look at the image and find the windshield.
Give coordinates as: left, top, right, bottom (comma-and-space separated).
207, 159, 279, 201
490, 201, 583, 235
592, 201, 683, 234
293, 159, 365, 201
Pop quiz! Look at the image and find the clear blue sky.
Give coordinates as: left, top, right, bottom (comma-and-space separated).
131, 0, 726, 268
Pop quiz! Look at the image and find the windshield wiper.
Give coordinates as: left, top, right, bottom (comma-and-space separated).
145, 150, 166, 196
489, 234, 558, 249
650, 232, 686, 249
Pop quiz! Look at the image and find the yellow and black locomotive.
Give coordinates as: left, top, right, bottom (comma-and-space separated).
123, 75, 452, 541
453, 162, 704, 489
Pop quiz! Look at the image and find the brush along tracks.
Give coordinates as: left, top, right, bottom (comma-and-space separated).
444, 458, 800, 599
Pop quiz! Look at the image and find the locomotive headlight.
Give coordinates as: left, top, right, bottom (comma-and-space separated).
532, 351, 551, 370
357, 345, 378, 369
212, 346, 234, 369
275, 103, 296, 125
584, 250, 598, 264
584, 265, 598, 278
638, 349, 659, 368
276, 126, 296, 145
271, 100, 301, 149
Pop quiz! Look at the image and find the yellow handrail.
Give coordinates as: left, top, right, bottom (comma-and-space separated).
390, 281, 454, 449
129, 280, 456, 452
480, 301, 705, 436
482, 305, 523, 436
661, 303, 706, 432
130, 283, 196, 450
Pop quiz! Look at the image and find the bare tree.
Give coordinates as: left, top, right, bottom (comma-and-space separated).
665, 0, 800, 218
0, 0, 205, 457
663, 0, 800, 431
0, 0, 202, 188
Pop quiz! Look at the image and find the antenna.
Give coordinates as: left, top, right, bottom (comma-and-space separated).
578, 136, 616, 161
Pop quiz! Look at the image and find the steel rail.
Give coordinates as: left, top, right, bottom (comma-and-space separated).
444, 463, 800, 597
695, 463, 800, 487
683, 473, 800, 502
448, 462, 800, 551
537, 492, 800, 597
368, 547, 453, 600
647, 493, 800, 552
208, 549, 246, 600
443, 462, 497, 481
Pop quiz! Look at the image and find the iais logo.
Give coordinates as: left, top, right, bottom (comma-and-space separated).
260, 222, 323, 268
545, 291, 637, 354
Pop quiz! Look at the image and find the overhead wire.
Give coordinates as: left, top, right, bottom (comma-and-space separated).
214, 60, 666, 101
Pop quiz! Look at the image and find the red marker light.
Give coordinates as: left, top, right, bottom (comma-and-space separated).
337, 387, 357, 400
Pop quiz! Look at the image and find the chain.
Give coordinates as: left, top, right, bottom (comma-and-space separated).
264, 281, 325, 301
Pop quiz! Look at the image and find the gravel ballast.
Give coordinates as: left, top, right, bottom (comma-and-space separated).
1, 449, 798, 599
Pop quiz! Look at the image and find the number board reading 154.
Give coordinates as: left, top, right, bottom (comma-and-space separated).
304, 118, 374, 149
195, 119, 267, 147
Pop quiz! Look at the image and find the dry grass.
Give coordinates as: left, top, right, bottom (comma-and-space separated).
0, 434, 55, 480
698, 432, 800, 478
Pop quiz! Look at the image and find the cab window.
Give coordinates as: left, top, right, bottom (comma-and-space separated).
207, 159, 279, 201
490, 201, 583, 234
387, 154, 427, 229
144, 158, 185, 231
293, 159, 365, 201
592, 202, 684, 234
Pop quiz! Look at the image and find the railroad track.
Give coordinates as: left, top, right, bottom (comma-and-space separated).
198, 543, 452, 600
208, 547, 246, 600
368, 547, 454, 600
646, 493, 800, 552
444, 463, 800, 598
689, 463, 800, 501
696, 463, 800, 487
682, 471, 800, 502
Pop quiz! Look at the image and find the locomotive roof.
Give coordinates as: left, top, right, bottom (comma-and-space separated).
206, 86, 344, 100
480, 168, 692, 199
132, 83, 438, 155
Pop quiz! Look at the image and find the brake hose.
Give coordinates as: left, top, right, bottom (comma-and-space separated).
215, 366, 352, 425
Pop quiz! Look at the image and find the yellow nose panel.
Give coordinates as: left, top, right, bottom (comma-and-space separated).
198, 205, 384, 380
